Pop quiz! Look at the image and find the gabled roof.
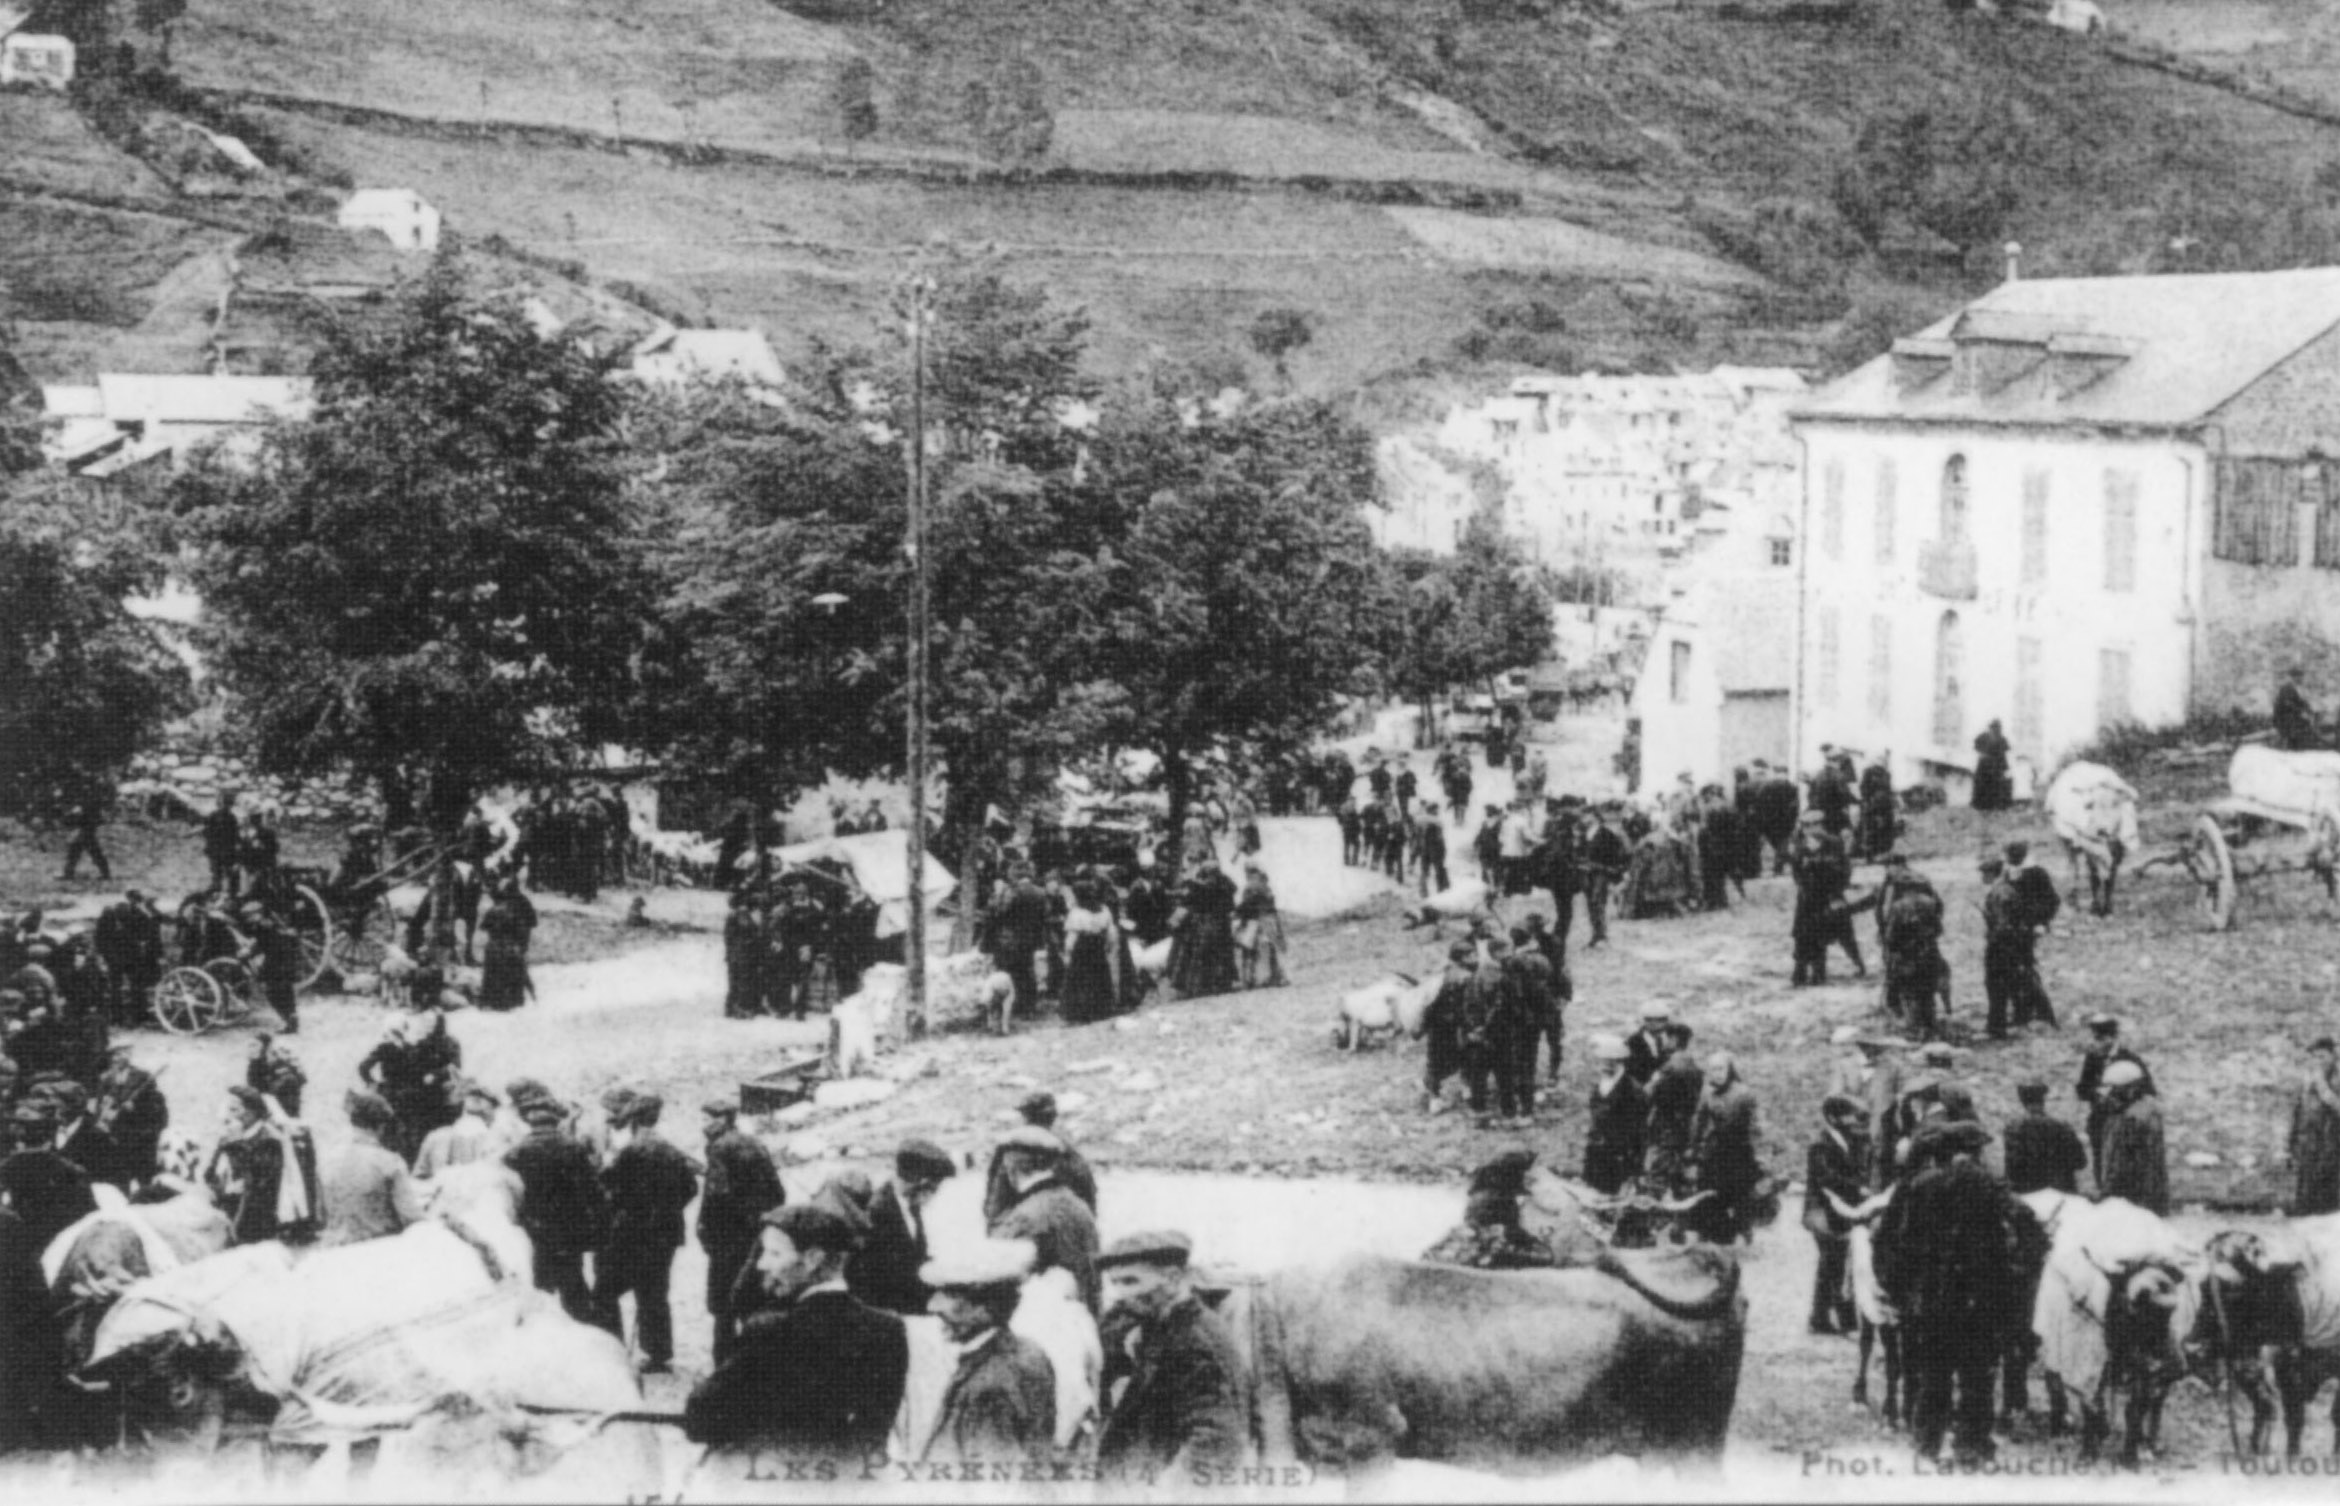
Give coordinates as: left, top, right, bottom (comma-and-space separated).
1797, 268, 2340, 430
629, 327, 786, 390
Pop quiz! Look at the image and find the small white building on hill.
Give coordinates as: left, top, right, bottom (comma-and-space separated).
338, 189, 442, 253
1, 33, 74, 89
628, 327, 788, 393
44, 374, 313, 478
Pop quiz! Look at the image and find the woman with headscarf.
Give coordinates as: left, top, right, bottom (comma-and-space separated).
1060, 875, 1121, 1026
205, 1084, 320, 1246
478, 878, 538, 1012
1232, 866, 1287, 990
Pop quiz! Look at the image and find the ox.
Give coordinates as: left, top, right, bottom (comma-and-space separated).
84, 1170, 664, 1493
2189, 1228, 2315, 1457
1333, 972, 1436, 1052
2043, 761, 2141, 918
1402, 879, 1495, 936
2024, 1189, 2198, 1465
1232, 1248, 1744, 1472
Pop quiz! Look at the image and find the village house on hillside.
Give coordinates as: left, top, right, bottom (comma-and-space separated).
1631, 574, 1797, 792
627, 326, 787, 393
0, 31, 73, 88
43, 373, 313, 483
1791, 264, 2340, 799
337, 188, 442, 253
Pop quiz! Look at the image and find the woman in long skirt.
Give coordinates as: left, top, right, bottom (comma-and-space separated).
1233, 866, 1287, 989
1165, 861, 1239, 1000
477, 880, 538, 1011
1060, 876, 1121, 1025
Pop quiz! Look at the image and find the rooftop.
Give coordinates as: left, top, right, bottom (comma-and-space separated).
1797, 268, 2340, 430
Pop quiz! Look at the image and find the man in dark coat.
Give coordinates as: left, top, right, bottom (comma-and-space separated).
1988, 841, 2061, 1037
2096, 1061, 2167, 1215
60, 790, 111, 883
202, 793, 242, 897
1096, 1231, 1246, 1479
723, 891, 765, 1020
2277, 667, 2320, 751
0, 1202, 60, 1454
1809, 753, 1855, 838
1623, 1002, 1673, 1087
699, 1098, 785, 1365
1688, 1051, 1761, 1245
1856, 754, 1897, 863
1422, 1151, 1557, 1270
2002, 1075, 2088, 1195
0, 1101, 96, 1252
1790, 816, 1863, 986
982, 1091, 1097, 1223
766, 881, 824, 1020
1415, 804, 1449, 896
988, 1127, 1100, 1315
1806, 1095, 1868, 1335
1645, 1024, 1704, 1190
684, 1204, 909, 1464
1580, 809, 1627, 949
851, 1139, 955, 1318
598, 1093, 701, 1373
1876, 1121, 2021, 1464
917, 1240, 1057, 1465
1582, 1035, 1648, 1194
93, 1043, 167, 1193
2075, 1014, 2154, 1178
94, 891, 162, 1028
986, 865, 1053, 1023
505, 1092, 610, 1323
1460, 937, 1531, 1124
1419, 941, 1473, 1114
1971, 721, 2014, 811
1749, 762, 1801, 875
1844, 855, 1945, 1038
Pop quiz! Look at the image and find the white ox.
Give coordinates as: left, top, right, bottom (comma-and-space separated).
1826, 1186, 1904, 1424
2043, 760, 2142, 917
2023, 1189, 2201, 1464
1333, 972, 1438, 1052
1402, 878, 1495, 935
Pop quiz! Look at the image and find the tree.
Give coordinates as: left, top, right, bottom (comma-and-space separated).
1081, 394, 1387, 875
174, 254, 654, 957
0, 452, 191, 823
833, 56, 879, 154
1381, 516, 1553, 747
1247, 307, 1315, 390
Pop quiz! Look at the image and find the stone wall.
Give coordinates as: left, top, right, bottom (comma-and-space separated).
118, 735, 380, 826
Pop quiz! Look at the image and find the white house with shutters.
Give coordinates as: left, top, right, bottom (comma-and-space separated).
1790, 266, 2340, 799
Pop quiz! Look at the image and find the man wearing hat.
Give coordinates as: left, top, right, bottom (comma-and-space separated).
1645, 1023, 1705, 1190
45, 1081, 113, 1197
2003, 1075, 2089, 1197
1580, 807, 1627, 949
2075, 1016, 2153, 1178
2278, 665, 2319, 751
917, 1239, 1056, 1464
1096, 1231, 1245, 1477
1984, 844, 2061, 1039
1805, 1095, 1869, 1335
983, 1092, 1098, 1224
2292, 1037, 2340, 1215
986, 863, 1054, 1026
319, 1089, 425, 1248
1844, 854, 1947, 1040
1583, 1034, 1647, 1195
93, 890, 162, 1028
2096, 1060, 2167, 1215
852, 1138, 956, 1317
599, 1093, 701, 1374
416, 1079, 502, 1179
1624, 1002, 1673, 1088
683, 1203, 909, 1463
1422, 1151, 1556, 1270
245, 1034, 306, 1120
1459, 935, 1530, 1124
1417, 940, 1475, 1116
93, 1042, 166, 1194
1875, 1117, 2015, 1464
698, 1098, 785, 1365
504, 1090, 611, 1323
1414, 799, 1449, 897
0, 1097, 96, 1251
988, 1126, 1100, 1315
1790, 814, 1863, 987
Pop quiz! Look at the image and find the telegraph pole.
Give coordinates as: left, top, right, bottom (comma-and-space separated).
903, 277, 934, 1036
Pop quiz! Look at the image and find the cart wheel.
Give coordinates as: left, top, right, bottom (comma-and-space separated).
154, 968, 223, 1035
328, 894, 395, 975
206, 958, 255, 1012
2189, 813, 2238, 932
288, 884, 334, 990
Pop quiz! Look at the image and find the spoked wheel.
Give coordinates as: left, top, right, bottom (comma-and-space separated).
2187, 813, 2239, 932
154, 968, 224, 1035
287, 884, 334, 989
328, 893, 397, 975
205, 958, 256, 1014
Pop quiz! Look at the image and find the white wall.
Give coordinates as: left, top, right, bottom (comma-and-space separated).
1794, 423, 2202, 786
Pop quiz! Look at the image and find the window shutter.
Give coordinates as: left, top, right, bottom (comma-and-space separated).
2020, 469, 2049, 587
1874, 458, 1898, 565
2103, 470, 2137, 593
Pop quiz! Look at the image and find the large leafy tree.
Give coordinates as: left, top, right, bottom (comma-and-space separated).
1380, 515, 1553, 745
1083, 393, 1387, 873
0, 413, 192, 821
174, 255, 654, 947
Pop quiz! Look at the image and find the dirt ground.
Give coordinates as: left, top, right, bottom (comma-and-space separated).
8, 728, 2340, 1491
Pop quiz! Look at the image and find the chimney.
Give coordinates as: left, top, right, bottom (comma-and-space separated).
2003, 241, 2023, 284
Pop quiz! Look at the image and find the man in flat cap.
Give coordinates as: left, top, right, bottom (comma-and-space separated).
504, 1091, 610, 1323
2074, 1015, 2153, 1180
982, 1092, 1097, 1224
1096, 1231, 1246, 1479
2292, 1036, 2340, 1215
1874, 1118, 2020, 1465
2095, 1060, 2166, 1215
599, 1092, 700, 1374
1805, 1095, 1868, 1335
1623, 1001, 1673, 1088
918, 1238, 1056, 1465
683, 1203, 908, 1464
852, 1138, 955, 1317
1422, 1151, 1556, 1270
1583, 1035, 1647, 1195
698, 1098, 785, 1365
988, 1126, 1100, 1315
415, 1079, 502, 1181
2002, 1075, 2088, 1197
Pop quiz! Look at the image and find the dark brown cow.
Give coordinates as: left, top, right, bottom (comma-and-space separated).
1237, 1248, 1744, 1473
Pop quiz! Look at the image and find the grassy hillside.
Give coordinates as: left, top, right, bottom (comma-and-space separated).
13, 0, 2340, 399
